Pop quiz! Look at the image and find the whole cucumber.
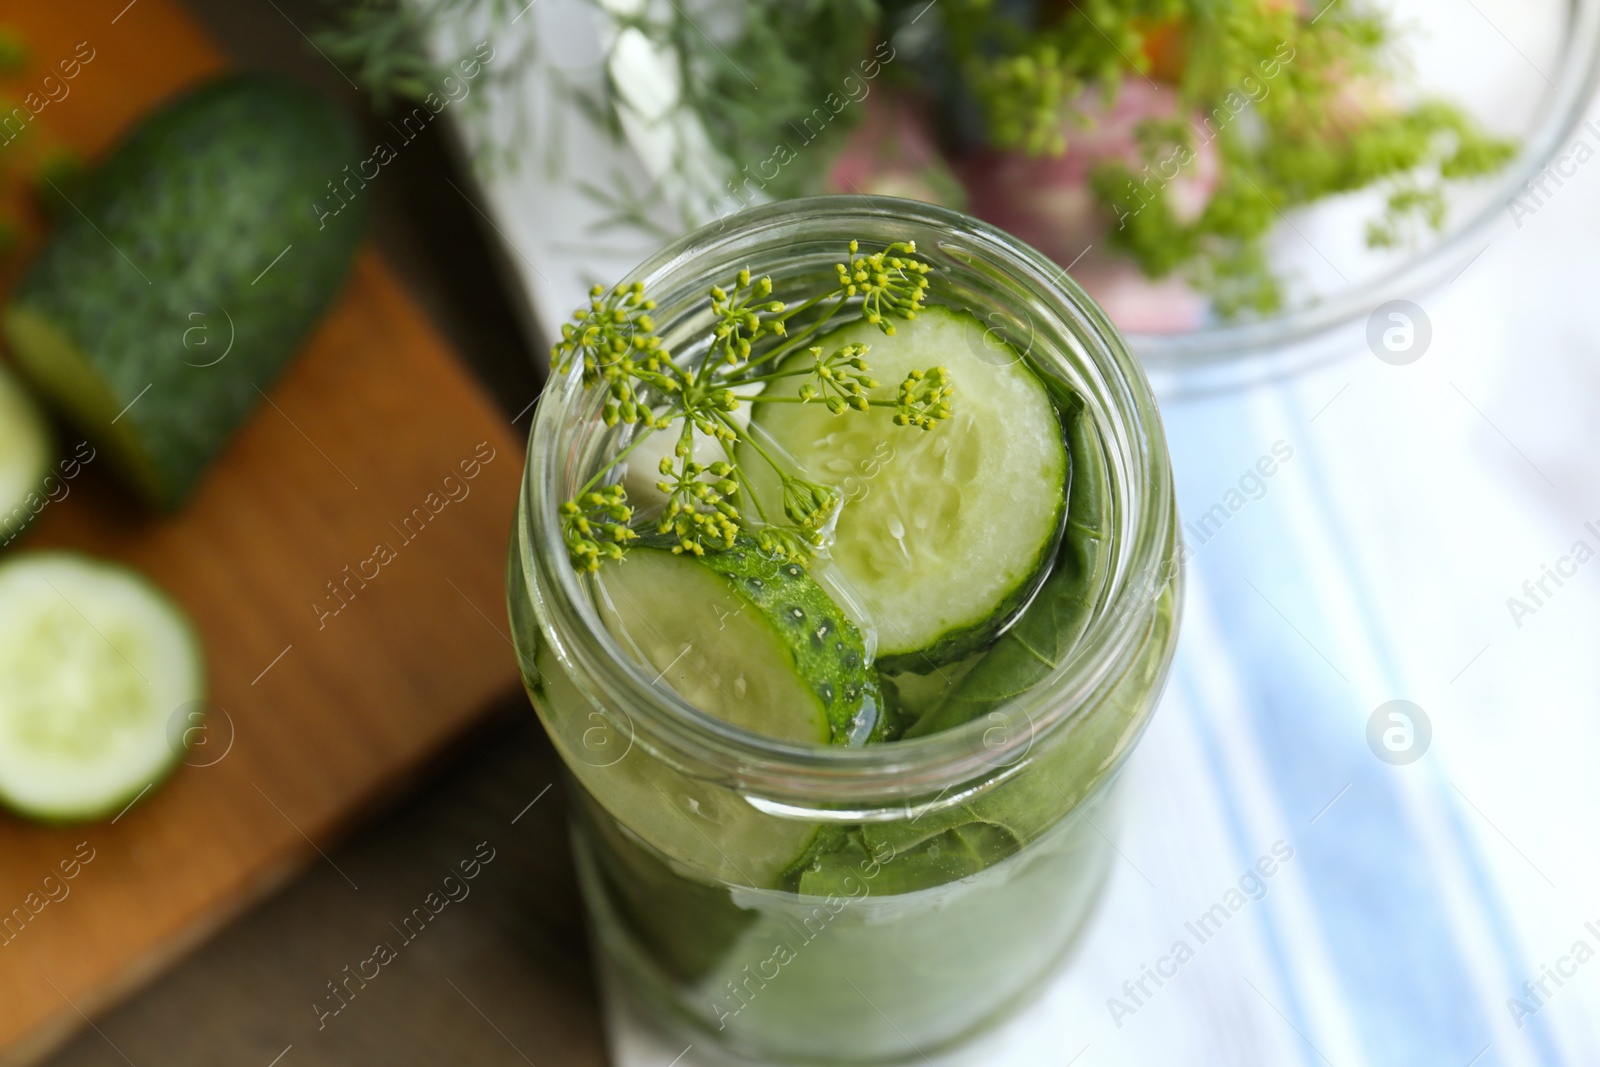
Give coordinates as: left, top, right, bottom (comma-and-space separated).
3, 73, 369, 510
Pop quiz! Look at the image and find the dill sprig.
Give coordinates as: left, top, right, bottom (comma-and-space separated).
799, 342, 876, 413
894, 367, 954, 430
560, 485, 637, 572
319, 0, 1519, 321
316, 0, 878, 200
941, 0, 1519, 314
559, 282, 675, 429
836, 240, 935, 331
556, 240, 951, 571
710, 271, 787, 367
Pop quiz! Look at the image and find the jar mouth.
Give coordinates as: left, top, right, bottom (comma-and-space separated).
520, 195, 1177, 807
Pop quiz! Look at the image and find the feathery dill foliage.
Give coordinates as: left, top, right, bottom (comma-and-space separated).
940, 0, 1517, 315
694, 0, 883, 200
319, 0, 1518, 318
315, 0, 543, 171
555, 241, 948, 572
316, 0, 884, 193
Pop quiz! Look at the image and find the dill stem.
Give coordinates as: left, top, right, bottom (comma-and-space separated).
747, 297, 847, 370
734, 368, 811, 386
773, 289, 834, 324
714, 409, 789, 486
731, 463, 771, 523
576, 421, 666, 497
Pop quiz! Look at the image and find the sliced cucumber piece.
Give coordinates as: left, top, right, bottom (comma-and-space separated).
0, 552, 205, 821
596, 539, 882, 745
741, 306, 1068, 670
0, 363, 52, 548
515, 505, 820, 889
905, 385, 1113, 738
531, 632, 822, 889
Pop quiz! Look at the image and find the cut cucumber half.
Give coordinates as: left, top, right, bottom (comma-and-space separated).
0, 552, 205, 821
0, 363, 53, 548
3, 74, 368, 510
596, 538, 882, 745
741, 306, 1069, 670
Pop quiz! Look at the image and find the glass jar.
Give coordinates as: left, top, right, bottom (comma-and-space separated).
508, 196, 1181, 1065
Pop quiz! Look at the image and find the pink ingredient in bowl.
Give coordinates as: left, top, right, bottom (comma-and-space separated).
956, 77, 1221, 332
826, 93, 967, 209
823, 79, 1219, 333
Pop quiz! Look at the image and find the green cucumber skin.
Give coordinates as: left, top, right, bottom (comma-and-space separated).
0, 551, 205, 823
3, 73, 369, 510
643, 536, 886, 745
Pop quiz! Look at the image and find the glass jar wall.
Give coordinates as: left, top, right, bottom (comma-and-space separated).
509, 197, 1182, 1065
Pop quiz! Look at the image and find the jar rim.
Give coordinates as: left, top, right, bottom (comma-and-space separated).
518, 195, 1178, 807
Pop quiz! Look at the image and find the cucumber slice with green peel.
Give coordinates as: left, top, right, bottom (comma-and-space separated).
905, 385, 1113, 738
596, 538, 883, 746
0, 552, 205, 821
0, 364, 52, 547
528, 630, 822, 889
740, 306, 1069, 671
512, 508, 824, 891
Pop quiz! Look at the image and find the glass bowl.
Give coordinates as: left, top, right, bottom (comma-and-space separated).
598, 0, 1600, 397
1130, 0, 1600, 394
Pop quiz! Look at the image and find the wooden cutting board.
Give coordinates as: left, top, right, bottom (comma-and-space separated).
0, 2, 528, 1063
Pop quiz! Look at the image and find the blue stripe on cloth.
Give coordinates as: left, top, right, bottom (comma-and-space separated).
1173, 664, 1325, 1067
1161, 389, 1504, 1066
1281, 388, 1566, 1067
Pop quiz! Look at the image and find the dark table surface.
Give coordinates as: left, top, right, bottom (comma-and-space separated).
45, 2, 608, 1064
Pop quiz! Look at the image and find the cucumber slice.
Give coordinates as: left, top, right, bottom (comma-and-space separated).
0, 363, 52, 547
905, 385, 1112, 738
596, 539, 882, 745
741, 306, 1069, 670
0, 552, 205, 821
